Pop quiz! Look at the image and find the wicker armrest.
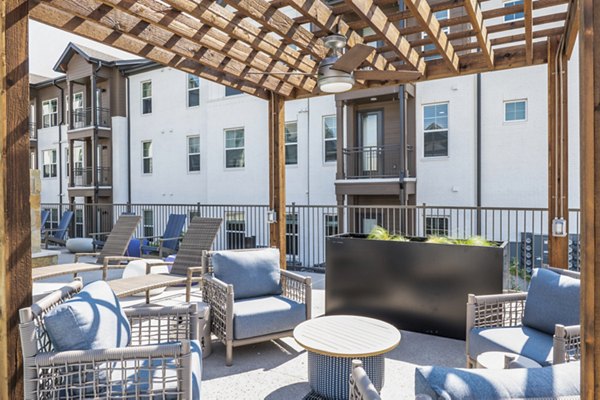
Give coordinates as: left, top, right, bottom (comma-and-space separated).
467, 292, 527, 330
125, 303, 200, 343
203, 275, 233, 342
281, 271, 312, 318
74, 252, 100, 262
553, 324, 581, 364
349, 360, 382, 400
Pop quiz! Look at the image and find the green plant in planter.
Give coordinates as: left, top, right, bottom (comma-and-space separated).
427, 235, 496, 247
426, 235, 455, 245
367, 226, 408, 242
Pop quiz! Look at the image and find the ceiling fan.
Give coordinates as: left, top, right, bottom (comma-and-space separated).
250, 34, 423, 93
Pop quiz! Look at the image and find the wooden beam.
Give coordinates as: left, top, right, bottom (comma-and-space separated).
463, 0, 494, 67
0, 0, 31, 398
268, 93, 286, 268
580, 0, 599, 396
98, 0, 316, 93
223, 0, 329, 60
403, 0, 459, 73
29, 2, 271, 99
343, 0, 425, 74
524, 0, 533, 65
562, 0, 579, 59
547, 36, 569, 269
42, 0, 296, 97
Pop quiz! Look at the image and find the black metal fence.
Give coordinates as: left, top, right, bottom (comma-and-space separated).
41, 202, 581, 290
72, 167, 112, 187
71, 107, 111, 129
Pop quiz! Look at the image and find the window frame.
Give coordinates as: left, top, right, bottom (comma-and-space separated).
225, 211, 246, 249
503, 0, 525, 22
224, 127, 245, 169
142, 140, 153, 175
143, 209, 154, 238
323, 115, 337, 164
423, 102, 450, 159
186, 74, 200, 108
141, 80, 153, 115
41, 98, 59, 128
42, 149, 58, 178
324, 214, 339, 237
503, 99, 528, 123
187, 135, 201, 173
425, 216, 450, 236
285, 121, 298, 166
286, 213, 299, 257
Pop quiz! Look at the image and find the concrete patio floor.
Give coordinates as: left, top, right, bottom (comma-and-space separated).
33, 249, 466, 399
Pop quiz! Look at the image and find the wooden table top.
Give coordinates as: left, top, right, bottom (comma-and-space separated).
293, 315, 401, 357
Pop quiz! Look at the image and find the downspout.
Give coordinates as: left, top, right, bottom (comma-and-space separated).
476, 73, 482, 235
398, 85, 406, 205
52, 79, 64, 211
306, 97, 310, 205
92, 62, 102, 234
125, 73, 132, 209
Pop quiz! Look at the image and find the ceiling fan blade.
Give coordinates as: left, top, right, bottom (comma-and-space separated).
354, 70, 423, 81
245, 71, 316, 76
331, 44, 374, 73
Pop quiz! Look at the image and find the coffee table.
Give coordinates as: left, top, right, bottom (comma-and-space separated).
476, 351, 542, 369
293, 315, 400, 400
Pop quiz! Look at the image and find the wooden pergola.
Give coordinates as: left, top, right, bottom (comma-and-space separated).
1, 0, 598, 397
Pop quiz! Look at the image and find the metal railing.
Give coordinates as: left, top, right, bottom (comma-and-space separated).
40, 202, 582, 291
343, 144, 414, 179
70, 107, 111, 129
71, 167, 111, 187
29, 122, 37, 141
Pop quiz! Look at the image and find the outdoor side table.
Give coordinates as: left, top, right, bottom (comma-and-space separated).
293, 315, 401, 400
197, 301, 212, 358
476, 351, 542, 369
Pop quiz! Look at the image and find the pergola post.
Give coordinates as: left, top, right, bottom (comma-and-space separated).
580, 0, 599, 396
268, 92, 286, 268
547, 35, 569, 269
0, 0, 31, 398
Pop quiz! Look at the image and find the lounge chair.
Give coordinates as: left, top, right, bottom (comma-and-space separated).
140, 213, 187, 257
19, 279, 202, 399
40, 209, 50, 232
104, 217, 222, 303
42, 210, 73, 249
32, 215, 141, 281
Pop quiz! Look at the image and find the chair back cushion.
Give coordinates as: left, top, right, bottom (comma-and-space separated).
212, 248, 282, 300
44, 280, 131, 351
522, 267, 580, 335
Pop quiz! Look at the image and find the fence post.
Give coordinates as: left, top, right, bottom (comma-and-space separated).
291, 202, 296, 268
422, 203, 427, 237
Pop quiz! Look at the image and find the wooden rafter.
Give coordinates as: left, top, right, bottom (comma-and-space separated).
464, 0, 494, 68
343, 0, 425, 74
562, 0, 580, 58
29, 2, 271, 99
525, 0, 533, 65
97, 0, 316, 93
39, 0, 296, 97
403, 0, 459, 73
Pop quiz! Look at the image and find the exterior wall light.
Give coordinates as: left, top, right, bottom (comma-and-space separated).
551, 217, 567, 237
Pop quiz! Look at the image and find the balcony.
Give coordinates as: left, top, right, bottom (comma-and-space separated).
343, 144, 404, 179
28, 122, 37, 144
68, 107, 111, 139
71, 166, 111, 187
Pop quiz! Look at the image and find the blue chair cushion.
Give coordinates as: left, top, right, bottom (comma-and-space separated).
212, 249, 282, 300
44, 281, 131, 351
468, 326, 554, 366
233, 295, 306, 340
522, 268, 580, 335
415, 361, 580, 400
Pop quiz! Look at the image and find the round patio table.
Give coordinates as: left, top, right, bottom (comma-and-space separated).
293, 315, 400, 400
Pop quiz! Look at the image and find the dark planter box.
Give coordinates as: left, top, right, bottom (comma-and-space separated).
326, 234, 508, 340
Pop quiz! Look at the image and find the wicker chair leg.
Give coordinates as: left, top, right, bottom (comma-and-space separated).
226, 341, 233, 366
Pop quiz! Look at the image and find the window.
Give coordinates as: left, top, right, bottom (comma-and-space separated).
45, 208, 59, 230
75, 209, 84, 238
65, 147, 69, 177
325, 214, 339, 237
323, 115, 337, 162
187, 136, 201, 172
425, 216, 449, 236
504, 100, 527, 122
285, 122, 298, 165
225, 86, 242, 97
423, 103, 449, 157
42, 149, 57, 178
187, 74, 200, 107
225, 128, 245, 168
143, 210, 154, 237
142, 141, 153, 174
422, 10, 449, 61
74, 147, 83, 177
141, 81, 152, 114
42, 98, 58, 128
504, 0, 524, 21
286, 213, 299, 257
226, 211, 245, 249
72, 92, 84, 128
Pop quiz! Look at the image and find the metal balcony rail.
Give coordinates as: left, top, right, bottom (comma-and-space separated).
343, 144, 409, 179
71, 107, 111, 129
72, 166, 111, 187
40, 202, 582, 292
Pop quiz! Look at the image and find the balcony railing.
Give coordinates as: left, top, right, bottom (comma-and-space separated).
70, 107, 111, 129
29, 122, 37, 141
343, 144, 407, 179
72, 166, 111, 187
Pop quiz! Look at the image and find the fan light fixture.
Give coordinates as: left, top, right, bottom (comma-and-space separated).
318, 35, 355, 93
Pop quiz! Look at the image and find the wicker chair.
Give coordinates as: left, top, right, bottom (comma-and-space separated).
349, 360, 382, 400
466, 266, 580, 368
19, 279, 202, 399
202, 248, 312, 366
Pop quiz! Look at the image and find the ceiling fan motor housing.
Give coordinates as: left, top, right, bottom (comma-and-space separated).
318, 56, 355, 93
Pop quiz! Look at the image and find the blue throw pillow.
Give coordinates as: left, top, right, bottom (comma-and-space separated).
44, 280, 131, 351
212, 248, 282, 300
522, 268, 580, 335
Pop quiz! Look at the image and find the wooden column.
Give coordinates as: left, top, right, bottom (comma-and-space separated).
580, 0, 600, 396
547, 36, 569, 269
268, 92, 286, 268
0, 1, 31, 398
